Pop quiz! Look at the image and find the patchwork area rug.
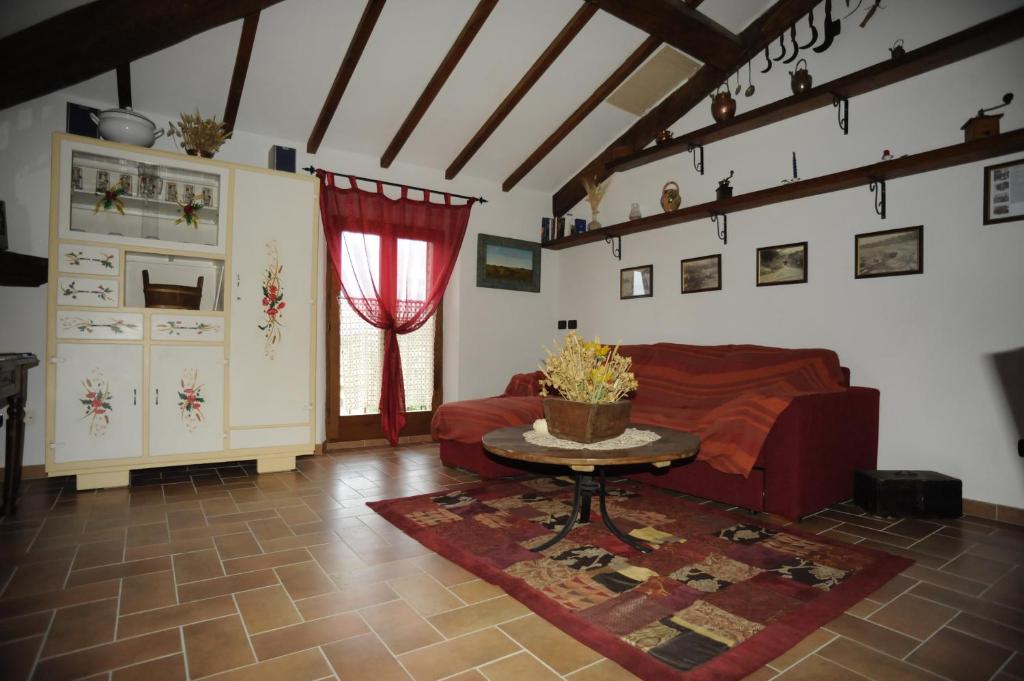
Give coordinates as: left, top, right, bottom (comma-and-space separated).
369, 477, 912, 681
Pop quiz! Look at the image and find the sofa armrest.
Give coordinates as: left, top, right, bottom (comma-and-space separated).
760, 387, 880, 519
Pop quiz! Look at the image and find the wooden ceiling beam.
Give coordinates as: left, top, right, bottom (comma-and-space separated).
444, 2, 598, 180
0, 0, 285, 111
552, 0, 820, 216
501, 36, 660, 192
223, 13, 261, 132
116, 63, 131, 109
381, 0, 499, 168
307, 0, 387, 154
583, 0, 743, 71
500, 0, 702, 191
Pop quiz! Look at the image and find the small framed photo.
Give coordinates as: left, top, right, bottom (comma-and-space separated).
681, 254, 721, 294
476, 234, 541, 292
620, 264, 653, 299
756, 241, 807, 286
165, 182, 178, 203
983, 158, 1024, 225
855, 225, 923, 278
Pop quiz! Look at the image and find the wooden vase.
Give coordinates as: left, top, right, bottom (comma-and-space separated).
543, 398, 631, 444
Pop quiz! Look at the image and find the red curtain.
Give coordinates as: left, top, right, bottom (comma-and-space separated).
317, 172, 474, 445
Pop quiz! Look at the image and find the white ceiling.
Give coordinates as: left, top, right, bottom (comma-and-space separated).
7, 0, 775, 192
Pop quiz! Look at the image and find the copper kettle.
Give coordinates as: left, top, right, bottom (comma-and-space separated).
789, 59, 812, 94
660, 181, 681, 212
710, 87, 736, 123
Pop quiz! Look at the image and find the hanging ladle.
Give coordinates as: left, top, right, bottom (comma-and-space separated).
744, 61, 755, 97
735, 71, 742, 95
773, 33, 788, 61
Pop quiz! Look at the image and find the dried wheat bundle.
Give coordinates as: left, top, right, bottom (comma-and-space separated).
539, 332, 638, 404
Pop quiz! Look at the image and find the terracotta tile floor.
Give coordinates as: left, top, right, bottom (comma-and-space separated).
1, 445, 1022, 681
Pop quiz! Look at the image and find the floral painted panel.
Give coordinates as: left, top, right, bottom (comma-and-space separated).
57, 276, 119, 307
58, 244, 120, 275
151, 314, 225, 341
80, 368, 113, 436
258, 241, 285, 359
57, 311, 143, 340
177, 368, 206, 431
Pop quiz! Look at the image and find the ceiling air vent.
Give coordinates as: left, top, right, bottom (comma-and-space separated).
606, 45, 700, 116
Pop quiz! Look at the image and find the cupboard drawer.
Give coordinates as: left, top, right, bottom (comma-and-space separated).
57, 276, 119, 307
230, 426, 310, 449
58, 244, 119, 275
151, 314, 225, 341
57, 311, 143, 340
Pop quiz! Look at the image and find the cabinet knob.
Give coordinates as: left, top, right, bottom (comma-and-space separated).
155, 388, 159, 405
49, 357, 66, 364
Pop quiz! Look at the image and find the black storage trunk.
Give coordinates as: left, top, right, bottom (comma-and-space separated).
854, 470, 962, 517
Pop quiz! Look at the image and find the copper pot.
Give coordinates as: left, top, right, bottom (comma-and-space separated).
710, 90, 736, 123
789, 59, 812, 94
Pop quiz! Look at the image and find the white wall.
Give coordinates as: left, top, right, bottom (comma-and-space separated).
557, 0, 1024, 507
0, 93, 558, 467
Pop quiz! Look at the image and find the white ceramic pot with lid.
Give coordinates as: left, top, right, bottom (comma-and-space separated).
89, 108, 163, 147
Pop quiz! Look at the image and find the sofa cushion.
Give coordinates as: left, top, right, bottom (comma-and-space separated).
502, 371, 545, 397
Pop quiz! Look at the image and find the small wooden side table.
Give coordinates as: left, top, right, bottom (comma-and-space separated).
482, 425, 700, 553
1, 353, 39, 516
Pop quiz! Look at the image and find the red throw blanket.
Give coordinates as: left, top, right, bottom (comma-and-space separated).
432, 344, 847, 477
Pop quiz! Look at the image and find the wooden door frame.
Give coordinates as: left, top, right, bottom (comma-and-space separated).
325, 270, 442, 442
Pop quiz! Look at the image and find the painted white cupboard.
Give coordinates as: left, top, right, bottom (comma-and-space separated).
45, 134, 319, 490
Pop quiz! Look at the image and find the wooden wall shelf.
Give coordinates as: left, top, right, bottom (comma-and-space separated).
609, 7, 1024, 173
543, 129, 1024, 250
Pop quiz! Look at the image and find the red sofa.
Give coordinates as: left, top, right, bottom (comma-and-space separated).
431, 343, 879, 520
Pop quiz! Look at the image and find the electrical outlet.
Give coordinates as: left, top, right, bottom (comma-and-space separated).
24, 409, 36, 424
557, 320, 567, 330
567, 320, 578, 329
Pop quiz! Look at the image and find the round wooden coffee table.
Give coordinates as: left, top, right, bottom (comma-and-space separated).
482, 425, 700, 553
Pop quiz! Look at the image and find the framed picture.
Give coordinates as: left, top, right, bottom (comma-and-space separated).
680, 254, 721, 294
620, 264, 653, 299
476, 234, 541, 292
983, 158, 1024, 225
756, 241, 807, 286
855, 225, 923, 278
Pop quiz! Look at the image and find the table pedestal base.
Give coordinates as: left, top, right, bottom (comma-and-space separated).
534, 469, 651, 553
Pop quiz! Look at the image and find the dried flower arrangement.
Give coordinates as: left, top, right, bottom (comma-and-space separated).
539, 332, 638, 404
581, 175, 611, 229
165, 110, 231, 158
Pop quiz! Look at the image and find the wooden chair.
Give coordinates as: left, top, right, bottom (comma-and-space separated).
142, 270, 203, 309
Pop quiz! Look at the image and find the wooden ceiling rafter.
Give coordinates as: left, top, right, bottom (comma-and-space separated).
444, 2, 599, 181
501, 0, 705, 191
115, 63, 131, 109
552, 0, 821, 216
0, 0, 286, 111
582, 0, 742, 71
307, 0, 387, 154
501, 36, 660, 192
223, 12, 261, 132
380, 0, 499, 169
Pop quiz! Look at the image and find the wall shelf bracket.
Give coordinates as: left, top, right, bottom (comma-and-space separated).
711, 213, 727, 244
832, 94, 849, 135
869, 177, 886, 219
688, 143, 705, 175
604, 234, 622, 260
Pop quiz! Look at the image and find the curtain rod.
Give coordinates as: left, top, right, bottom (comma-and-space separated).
303, 166, 487, 204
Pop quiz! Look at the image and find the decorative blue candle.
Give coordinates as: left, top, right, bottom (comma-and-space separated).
792, 151, 797, 179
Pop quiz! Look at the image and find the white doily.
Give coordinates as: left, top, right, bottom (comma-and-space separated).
523, 427, 661, 450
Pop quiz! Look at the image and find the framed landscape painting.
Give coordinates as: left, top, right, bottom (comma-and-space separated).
983, 159, 1024, 225
756, 241, 807, 286
855, 225, 923, 278
476, 234, 541, 292
620, 264, 653, 299
681, 254, 721, 294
